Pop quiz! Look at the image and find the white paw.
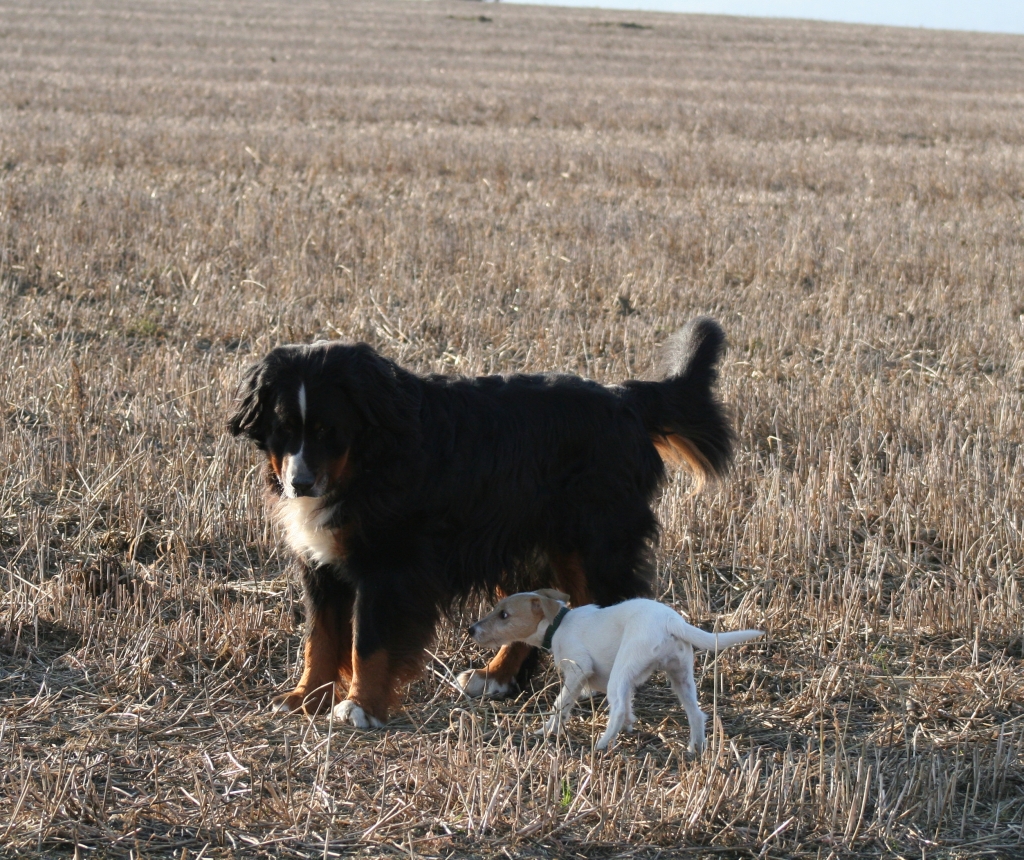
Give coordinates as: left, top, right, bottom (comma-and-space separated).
595, 732, 613, 751
456, 669, 512, 699
541, 711, 574, 738
332, 699, 383, 729
688, 713, 707, 753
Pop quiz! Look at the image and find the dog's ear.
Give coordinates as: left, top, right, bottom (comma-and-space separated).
336, 343, 417, 433
534, 591, 568, 622
228, 358, 274, 444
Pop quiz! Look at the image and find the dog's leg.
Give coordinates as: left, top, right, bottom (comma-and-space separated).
667, 645, 706, 754
596, 653, 652, 750
458, 641, 533, 698
549, 551, 594, 605
597, 677, 634, 750
624, 699, 637, 732
543, 659, 590, 737
335, 641, 431, 728
277, 565, 354, 714
334, 649, 389, 728
333, 582, 435, 727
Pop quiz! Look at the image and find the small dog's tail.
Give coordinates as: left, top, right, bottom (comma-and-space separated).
678, 627, 763, 652
622, 317, 734, 489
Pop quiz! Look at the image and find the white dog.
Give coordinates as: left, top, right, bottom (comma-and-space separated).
462, 589, 763, 752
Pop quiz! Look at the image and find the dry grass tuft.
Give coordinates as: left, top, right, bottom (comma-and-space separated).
2, 0, 1024, 856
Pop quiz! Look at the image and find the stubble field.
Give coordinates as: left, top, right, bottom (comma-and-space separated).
2, 0, 1024, 857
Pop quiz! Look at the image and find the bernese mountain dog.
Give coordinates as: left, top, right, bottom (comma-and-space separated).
228, 317, 733, 728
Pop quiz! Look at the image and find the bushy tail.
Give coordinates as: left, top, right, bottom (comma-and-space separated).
677, 626, 764, 652
622, 317, 734, 488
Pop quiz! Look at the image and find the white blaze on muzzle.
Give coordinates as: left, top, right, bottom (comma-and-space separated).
282, 449, 316, 497
281, 383, 321, 498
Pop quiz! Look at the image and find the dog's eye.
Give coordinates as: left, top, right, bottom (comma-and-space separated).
499, 610, 508, 620
311, 421, 327, 439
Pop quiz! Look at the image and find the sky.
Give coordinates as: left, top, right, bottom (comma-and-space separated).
500, 0, 1024, 36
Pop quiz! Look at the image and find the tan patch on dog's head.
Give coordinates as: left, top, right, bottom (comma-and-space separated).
329, 450, 351, 484
268, 452, 283, 479
468, 590, 568, 649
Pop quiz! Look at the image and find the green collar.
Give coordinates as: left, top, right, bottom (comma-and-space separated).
541, 606, 570, 651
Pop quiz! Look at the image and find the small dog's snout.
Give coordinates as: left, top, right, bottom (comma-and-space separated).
467, 623, 479, 639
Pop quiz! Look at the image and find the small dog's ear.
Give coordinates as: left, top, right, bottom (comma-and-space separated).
535, 588, 570, 604
228, 358, 274, 443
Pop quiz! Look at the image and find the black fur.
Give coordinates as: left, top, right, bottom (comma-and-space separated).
229, 319, 733, 717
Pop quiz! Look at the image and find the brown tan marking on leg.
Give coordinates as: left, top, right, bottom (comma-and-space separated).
278, 604, 344, 714
335, 606, 355, 685
390, 647, 429, 691
347, 649, 396, 722
482, 641, 535, 687
549, 551, 593, 606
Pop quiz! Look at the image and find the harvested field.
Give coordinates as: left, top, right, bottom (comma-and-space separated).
2, 0, 1024, 856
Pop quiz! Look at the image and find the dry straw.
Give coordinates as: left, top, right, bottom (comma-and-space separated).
1, 0, 1023, 856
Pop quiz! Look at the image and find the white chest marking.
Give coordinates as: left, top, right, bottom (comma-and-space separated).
275, 497, 341, 565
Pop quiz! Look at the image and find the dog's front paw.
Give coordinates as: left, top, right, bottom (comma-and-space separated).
542, 715, 563, 737
332, 699, 384, 729
688, 712, 708, 754
273, 683, 336, 715
457, 669, 513, 699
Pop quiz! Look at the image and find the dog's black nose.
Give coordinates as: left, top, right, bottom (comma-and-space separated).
291, 479, 315, 497
467, 624, 478, 638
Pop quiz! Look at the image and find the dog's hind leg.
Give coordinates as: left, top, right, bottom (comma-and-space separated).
596, 653, 653, 750
555, 514, 656, 610
597, 682, 634, 751
666, 644, 707, 753
549, 552, 594, 606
